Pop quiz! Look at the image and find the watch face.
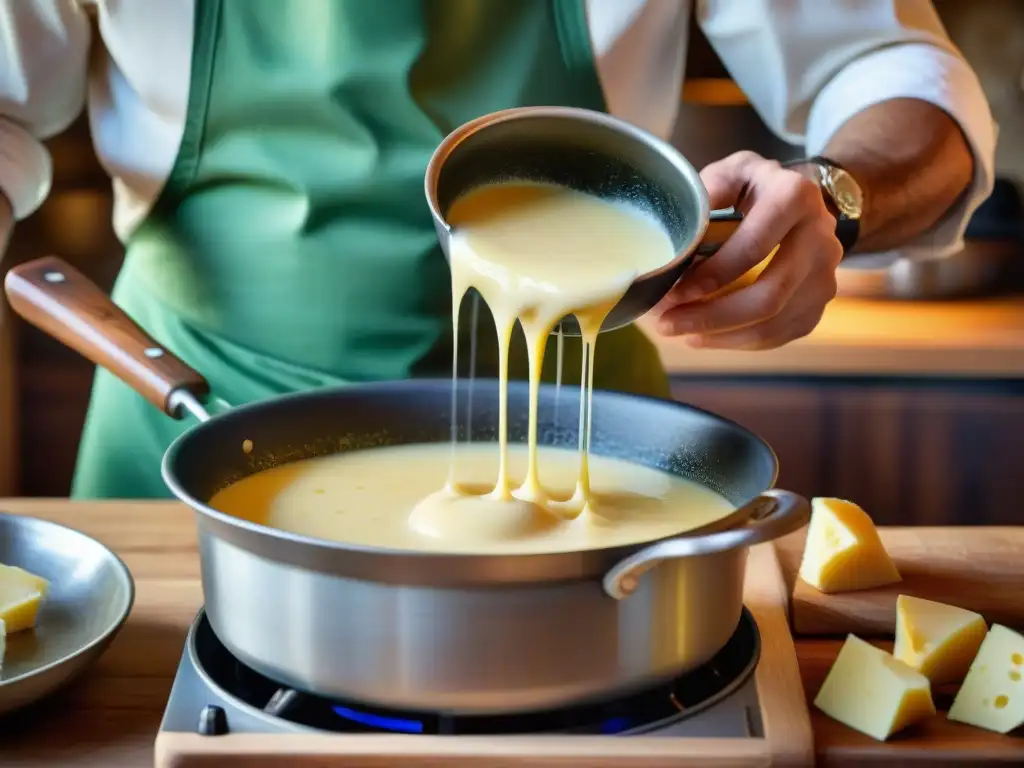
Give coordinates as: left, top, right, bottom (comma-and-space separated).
825, 167, 864, 220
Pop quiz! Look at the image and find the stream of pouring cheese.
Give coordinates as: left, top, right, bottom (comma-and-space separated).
408, 181, 681, 538
209, 181, 738, 554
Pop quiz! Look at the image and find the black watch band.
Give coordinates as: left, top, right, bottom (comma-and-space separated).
783, 155, 861, 254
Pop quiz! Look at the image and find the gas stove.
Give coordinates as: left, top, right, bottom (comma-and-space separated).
154, 547, 809, 765
159, 609, 762, 741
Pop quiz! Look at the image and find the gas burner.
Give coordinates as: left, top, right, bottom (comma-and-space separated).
164, 608, 761, 738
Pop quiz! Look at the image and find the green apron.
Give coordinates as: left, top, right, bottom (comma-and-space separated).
72, 0, 669, 499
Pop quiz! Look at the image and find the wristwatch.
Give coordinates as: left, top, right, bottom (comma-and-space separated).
783, 156, 864, 254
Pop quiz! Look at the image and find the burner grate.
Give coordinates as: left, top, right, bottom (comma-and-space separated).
188, 609, 760, 737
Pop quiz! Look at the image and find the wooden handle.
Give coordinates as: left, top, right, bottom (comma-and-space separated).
776, 527, 1024, 636
4, 256, 209, 417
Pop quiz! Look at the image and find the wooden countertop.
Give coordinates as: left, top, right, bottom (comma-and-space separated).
645, 295, 1024, 378
1, 499, 1022, 767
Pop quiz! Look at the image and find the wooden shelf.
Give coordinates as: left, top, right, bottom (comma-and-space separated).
647, 296, 1024, 378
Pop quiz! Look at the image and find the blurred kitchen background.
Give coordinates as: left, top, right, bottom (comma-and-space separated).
0, 0, 1021, 524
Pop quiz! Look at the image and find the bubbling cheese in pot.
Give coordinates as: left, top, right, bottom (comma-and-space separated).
209, 443, 734, 554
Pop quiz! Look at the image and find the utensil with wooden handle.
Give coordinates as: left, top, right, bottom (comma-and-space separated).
4, 256, 230, 420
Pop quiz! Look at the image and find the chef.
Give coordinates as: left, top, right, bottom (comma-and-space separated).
0, 1, 995, 498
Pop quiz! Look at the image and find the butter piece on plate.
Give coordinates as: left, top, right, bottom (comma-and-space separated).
0, 563, 49, 633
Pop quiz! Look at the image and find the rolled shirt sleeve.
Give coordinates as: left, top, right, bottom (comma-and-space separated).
697, 0, 997, 259
0, 0, 91, 220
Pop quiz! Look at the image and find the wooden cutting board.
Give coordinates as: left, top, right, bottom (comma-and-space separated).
775, 527, 1024, 637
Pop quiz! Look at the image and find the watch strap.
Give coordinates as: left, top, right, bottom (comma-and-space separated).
833, 208, 861, 255
782, 156, 860, 254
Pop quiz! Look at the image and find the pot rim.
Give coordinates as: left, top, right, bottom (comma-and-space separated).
162, 379, 780, 586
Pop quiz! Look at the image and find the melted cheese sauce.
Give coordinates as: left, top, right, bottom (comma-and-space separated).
440, 182, 677, 509
210, 181, 739, 554
210, 443, 734, 554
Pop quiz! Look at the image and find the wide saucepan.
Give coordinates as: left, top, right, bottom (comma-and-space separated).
5, 257, 809, 715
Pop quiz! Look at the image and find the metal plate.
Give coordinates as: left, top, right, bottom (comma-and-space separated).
0, 512, 134, 715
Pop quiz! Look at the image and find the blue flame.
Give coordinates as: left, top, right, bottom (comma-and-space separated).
600, 716, 632, 734
332, 705, 425, 733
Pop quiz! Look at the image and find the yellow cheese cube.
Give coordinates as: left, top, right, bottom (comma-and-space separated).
798, 497, 901, 593
893, 595, 987, 685
815, 634, 935, 741
0, 563, 49, 633
948, 624, 1024, 734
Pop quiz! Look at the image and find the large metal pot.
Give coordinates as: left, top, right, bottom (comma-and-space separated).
4, 257, 809, 715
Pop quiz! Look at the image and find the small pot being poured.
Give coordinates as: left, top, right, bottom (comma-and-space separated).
425, 106, 742, 335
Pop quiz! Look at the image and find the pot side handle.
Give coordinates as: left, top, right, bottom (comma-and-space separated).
603, 489, 810, 600
4, 256, 209, 418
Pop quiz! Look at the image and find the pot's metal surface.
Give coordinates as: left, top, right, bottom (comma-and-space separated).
5, 259, 809, 714
196, 525, 749, 713
424, 106, 742, 335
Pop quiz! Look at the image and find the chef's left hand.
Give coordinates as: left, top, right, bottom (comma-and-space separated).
651, 151, 843, 350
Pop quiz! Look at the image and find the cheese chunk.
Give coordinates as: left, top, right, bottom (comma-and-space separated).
894, 595, 987, 685
0, 618, 6, 674
814, 634, 935, 741
799, 497, 901, 593
0, 563, 49, 633
948, 624, 1024, 734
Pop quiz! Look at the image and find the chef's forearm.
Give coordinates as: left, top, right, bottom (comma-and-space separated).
823, 98, 975, 253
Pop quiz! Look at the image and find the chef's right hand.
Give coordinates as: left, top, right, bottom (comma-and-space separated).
652, 151, 843, 350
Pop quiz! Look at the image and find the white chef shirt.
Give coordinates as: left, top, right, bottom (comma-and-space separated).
0, 0, 996, 260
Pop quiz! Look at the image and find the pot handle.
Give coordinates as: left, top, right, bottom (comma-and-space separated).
4, 256, 210, 418
696, 209, 744, 258
603, 489, 810, 600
